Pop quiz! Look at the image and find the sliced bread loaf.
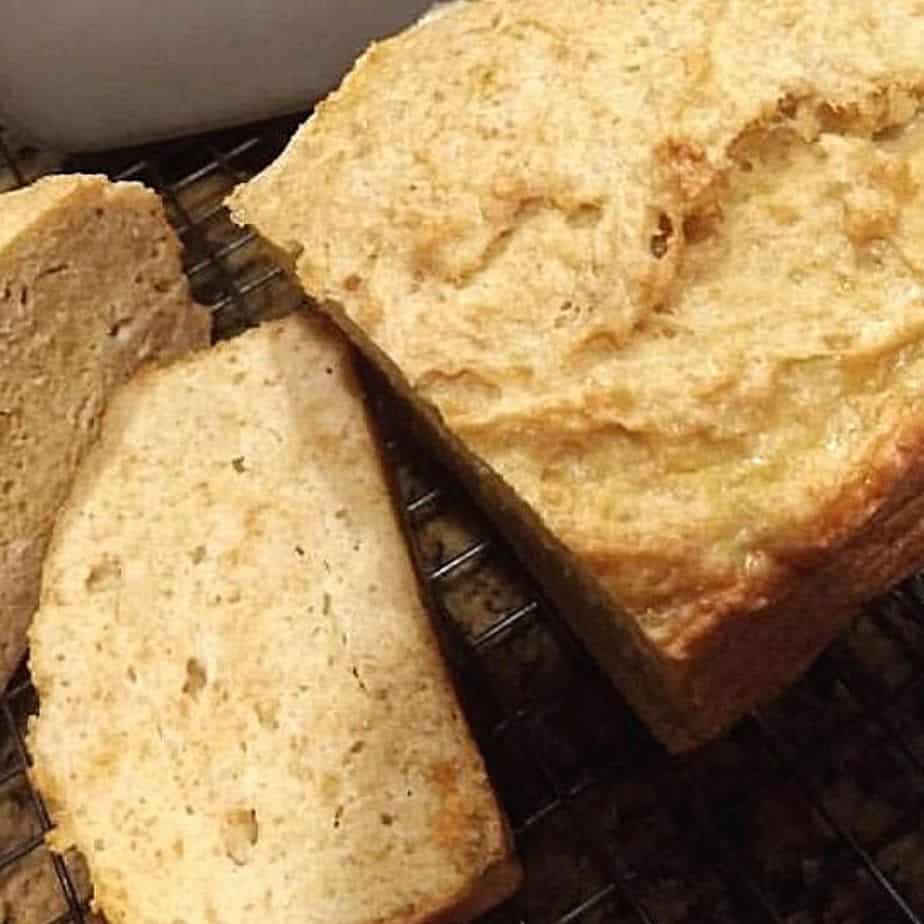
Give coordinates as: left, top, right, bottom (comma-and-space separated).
1, 174, 209, 689
228, 0, 924, 749
28, 314, 520, 924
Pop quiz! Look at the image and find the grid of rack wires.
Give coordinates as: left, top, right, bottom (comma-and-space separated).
2, 116, 924, 924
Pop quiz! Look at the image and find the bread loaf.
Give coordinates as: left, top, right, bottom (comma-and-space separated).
28, 314, 520, 924
0, 175, 209, 691
228, 0, 924, 749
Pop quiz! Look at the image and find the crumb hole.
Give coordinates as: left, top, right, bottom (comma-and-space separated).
189, 545, 207, 565
85, 557, 123, 593
108, 317, 135, 341
682, 212, 715, 244
649, 212, 674, 258
351, 665, 368, 693
342, 274, 362, 291
567, 202, 603, 229
874, 123, 906, 143
254, 702, 279, 730
823, 332, 854, 351
553, 299, 585, 329
182, 658, 207, 700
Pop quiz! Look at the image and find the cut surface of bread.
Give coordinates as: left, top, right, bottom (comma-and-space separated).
0, 174, 210, 689
28, 315, 520, 924
229, 0, 924, 749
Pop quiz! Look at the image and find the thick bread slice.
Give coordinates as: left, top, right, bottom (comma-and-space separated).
1, 174, 209, 688
27, 314, 520, 924
228, 0, 924, 750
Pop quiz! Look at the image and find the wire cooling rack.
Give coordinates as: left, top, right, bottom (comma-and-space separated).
3, 118, 924, 924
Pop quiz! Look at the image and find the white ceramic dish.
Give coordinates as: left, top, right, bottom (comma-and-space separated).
0, 0, 435, 152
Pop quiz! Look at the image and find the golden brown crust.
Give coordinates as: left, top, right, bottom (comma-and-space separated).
659, 417, 924, 748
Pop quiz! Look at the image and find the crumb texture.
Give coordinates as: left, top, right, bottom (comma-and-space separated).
0, 174, 209, 686
229, 0, 924, 647
28, 315, 517, 924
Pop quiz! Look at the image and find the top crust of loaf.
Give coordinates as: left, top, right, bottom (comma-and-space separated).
28, 315, 519, 924
0, 174, 209, 687
228, 0, 924, 655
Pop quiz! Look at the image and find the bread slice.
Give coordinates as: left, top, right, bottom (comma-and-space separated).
228, 0, 924, 750
1, 174, 210, 689
27, 314, 520, 924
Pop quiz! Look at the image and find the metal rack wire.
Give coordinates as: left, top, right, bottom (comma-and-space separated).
2, 117, 924, 924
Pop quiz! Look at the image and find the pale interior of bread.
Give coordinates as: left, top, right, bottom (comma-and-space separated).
0, 176, 209, 688
27, 316, 519, 924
